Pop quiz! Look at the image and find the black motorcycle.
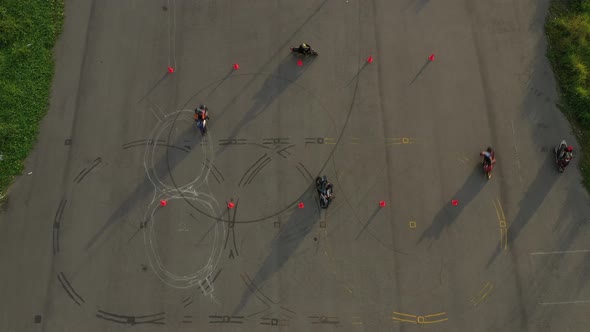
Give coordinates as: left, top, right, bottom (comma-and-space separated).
194, 105, 209, 136
315, 176, 333, 209
291, 46, 318, 56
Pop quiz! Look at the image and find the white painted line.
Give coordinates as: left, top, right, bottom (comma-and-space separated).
539, 300, 590, 305
530, 249, 590, 255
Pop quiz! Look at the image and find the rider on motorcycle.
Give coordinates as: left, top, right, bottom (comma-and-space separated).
557, 145, 574, 165
480, 147, 496, 167
298, 43, 312, 54
194, 104, 209, 125
319, 177, 333, 198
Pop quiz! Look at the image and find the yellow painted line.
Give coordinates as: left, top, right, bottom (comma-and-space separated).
324, 138, 336, 145
424, 312, 446, 318
471, 282, 495, 306
423, 318, 449, 324
493, 200, 509, 250
481, 284, 494, 301
392, 312, 416, 318
392, 312, 447, 324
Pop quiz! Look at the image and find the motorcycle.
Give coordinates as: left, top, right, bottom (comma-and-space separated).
480, 151, 495, 179
483, 160, 494, 179
554, 140, 573, 173
291, 46, 318, 56
196, 118, 207, 136
315, 176, 333, 209
194, 106, 209, 136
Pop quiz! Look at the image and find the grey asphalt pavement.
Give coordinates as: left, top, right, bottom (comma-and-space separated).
1, 0, 590, 331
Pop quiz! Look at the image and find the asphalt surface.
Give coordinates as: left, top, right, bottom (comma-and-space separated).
1, 0, 589, 331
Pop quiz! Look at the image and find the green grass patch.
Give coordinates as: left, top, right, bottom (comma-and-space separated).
0, 0, 64, 199
546, 0, 590, 188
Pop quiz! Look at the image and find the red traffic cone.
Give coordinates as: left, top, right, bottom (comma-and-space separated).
160, 200, 167, 207
428, 54, 435, 61
298, 202, 305, 209
367, 56, 374, 64
233, 63, 240, 70
379, 200, 386, 207
297, 59, 303, 67
451, 199, 459, 206
228, 201, 235, 209
167, 66, 175, 73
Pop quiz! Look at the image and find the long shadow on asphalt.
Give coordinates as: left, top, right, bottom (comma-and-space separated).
210, 0, 329, 122
215, 55, 314, 158
418, 164, 486, 246
231, 187, 319, 315
486, 153, 559, 266
85, 125, 199, 251
84, 0, 329, 253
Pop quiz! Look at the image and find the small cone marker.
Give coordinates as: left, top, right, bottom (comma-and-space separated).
451, 199, 459, 206
428, 54, 435, 61
227, 201, 235, 209
297, 59, 303, 67
233, 63, 240, 70
298, 202, 305, 209
167, 66, 175, 73
379, 200, 386, 207
367, 56, 374, 64
160, 200, 167, 207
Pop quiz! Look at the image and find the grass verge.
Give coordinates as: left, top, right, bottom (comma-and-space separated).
546, 0, 590, 189
0, 0, 64, 200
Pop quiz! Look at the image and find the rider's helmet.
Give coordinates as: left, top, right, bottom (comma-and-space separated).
302, 43, 308, 48
566, 146, 574, 152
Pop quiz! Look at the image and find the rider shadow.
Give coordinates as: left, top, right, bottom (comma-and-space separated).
409, 58, 432, 86
417, 165, 486, 246
231, 187, 319, 315
412, 0, 431, 13
354, 206, 382, 240
486, 153, 560, 267
345, 61, 370, 87
84, 125, 197, 252
215, 55, 312, 158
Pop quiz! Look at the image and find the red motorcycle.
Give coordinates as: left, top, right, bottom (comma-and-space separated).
554, 140, 574, 173
480, 148, 496, 179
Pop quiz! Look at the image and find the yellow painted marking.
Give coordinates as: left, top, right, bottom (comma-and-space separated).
392, 312, 447, 324
350, 138, 360, 144
409, 221, 416, 228
392, 312, 415, 318
493, 200, 509, 251
384, 137, 416, 146
325, 137, 336, 145
424, 312, 446, 318
470, 282, 495, 306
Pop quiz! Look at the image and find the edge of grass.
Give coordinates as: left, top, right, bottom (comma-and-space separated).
545, 0, 590, 190
0, 0, 65, 203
